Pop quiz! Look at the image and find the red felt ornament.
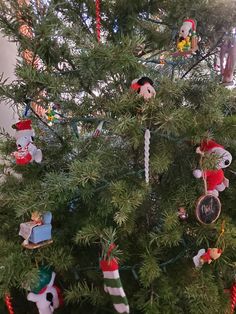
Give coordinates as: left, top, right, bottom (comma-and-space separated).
95, 0, 101, 42
5, 294, 14, 314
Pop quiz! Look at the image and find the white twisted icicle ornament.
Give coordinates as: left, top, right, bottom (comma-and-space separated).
144, 129, 151, 184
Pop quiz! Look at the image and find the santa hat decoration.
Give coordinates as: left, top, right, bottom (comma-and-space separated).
12, 119, 32, 131
183, 19, 196, 31
199, 140, 224, 152
100, 243, 129, 314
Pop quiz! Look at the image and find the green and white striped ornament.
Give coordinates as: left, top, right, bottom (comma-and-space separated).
100, 256, 129, 313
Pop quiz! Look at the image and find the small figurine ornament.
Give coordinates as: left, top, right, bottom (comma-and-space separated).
19, 212, 53, 249
131, 77, 156, 100
193, 140, 232, 197
193, 248, 222, 268
46, 104, 62, 126
11, 119, 42, 165
176, 18, 198, 55
178, 207, 188, 221
27, 271, 63, 314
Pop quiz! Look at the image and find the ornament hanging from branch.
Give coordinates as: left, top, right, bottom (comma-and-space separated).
173, 18, 198, 57
193, 140, 232, 224
27, 270, 63, 314
144, 129, 150, 184
19, 211, 53, 249
95, 0, 101, 42
230, 282, 236, 314
193, 140, 232, 197
193, 248, 222, 268
131, 77, 156, 100
178, 207, 188, 221
11, 119, 42, 165
93, 121, 104, 138
46, 104, 64, 126
5, 294, 14, 314
100, 242, 130, 314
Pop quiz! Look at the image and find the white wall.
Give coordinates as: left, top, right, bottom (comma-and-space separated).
0, 33, 18, 136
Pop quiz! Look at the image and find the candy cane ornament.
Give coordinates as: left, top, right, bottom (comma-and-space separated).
95, 0, 101, 42
144, 129, 151, 184
5, 294, 14, 314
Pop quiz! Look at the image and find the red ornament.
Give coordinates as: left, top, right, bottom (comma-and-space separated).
95, 0, 101, 42
231, 283, 236, 313
5, 294, 14, 314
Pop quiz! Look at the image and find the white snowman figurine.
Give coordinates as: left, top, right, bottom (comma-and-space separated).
12, 119, 42, 165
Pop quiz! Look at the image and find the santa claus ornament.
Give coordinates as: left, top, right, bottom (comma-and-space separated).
11, 119, 42, 165
131, 77, 156, 100
175, 18, 198, 56
193, 140, 232, 224
27, 270, 63, 314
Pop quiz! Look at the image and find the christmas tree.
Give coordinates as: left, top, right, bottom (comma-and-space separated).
1, 0, 236, 313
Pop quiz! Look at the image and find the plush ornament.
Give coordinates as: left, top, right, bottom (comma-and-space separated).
131, 77, 156, 100
100, 244, 129, 314
11, 119, 42, 165
193, 140, 232, 197
177, 18, 198, 54
220, 31, 236, 86
230, 283, 236, 314
27, 271, 63, 314
193, 248, 222, 268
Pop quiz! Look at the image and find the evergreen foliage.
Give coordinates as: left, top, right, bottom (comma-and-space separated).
0, 0, 236, 313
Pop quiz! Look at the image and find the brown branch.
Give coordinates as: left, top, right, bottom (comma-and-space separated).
181, 33, 226, 79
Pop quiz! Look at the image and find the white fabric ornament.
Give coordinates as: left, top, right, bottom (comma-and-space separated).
144, 129, 151, 184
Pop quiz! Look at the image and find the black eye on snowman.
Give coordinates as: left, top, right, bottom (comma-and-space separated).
225, 159, 230, 166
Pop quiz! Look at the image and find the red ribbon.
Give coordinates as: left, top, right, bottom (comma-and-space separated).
95, 0, 101, 42
5, 294, 14, 314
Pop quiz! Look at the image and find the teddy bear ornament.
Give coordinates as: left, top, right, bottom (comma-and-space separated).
11, 119, 42, 165
131, 77, 156, 100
